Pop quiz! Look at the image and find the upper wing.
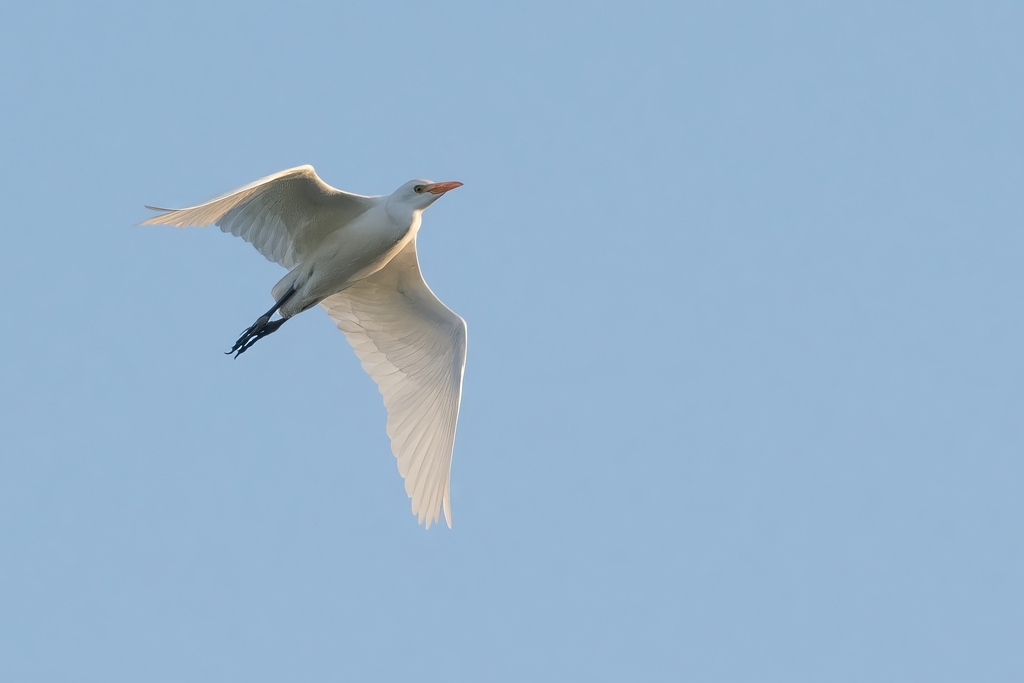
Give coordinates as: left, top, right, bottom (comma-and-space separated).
320, 239, 467, 529
142, 165, 379, 268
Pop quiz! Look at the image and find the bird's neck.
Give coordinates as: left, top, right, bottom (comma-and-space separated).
385, 202, 423, 233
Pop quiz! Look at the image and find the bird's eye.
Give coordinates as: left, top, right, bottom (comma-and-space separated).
414, 185, 424, 194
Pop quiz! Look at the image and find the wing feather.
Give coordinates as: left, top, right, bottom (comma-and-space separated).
320, 239, 467, 529
143, 165, 379, 268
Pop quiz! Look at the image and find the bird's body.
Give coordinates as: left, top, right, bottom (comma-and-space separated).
272, 199, 415, 316
144, 166, 467, 528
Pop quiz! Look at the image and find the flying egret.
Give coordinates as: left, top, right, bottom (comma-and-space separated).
143, 165, 467, 529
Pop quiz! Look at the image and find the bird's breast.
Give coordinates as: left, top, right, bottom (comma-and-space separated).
290, 210, 414, 309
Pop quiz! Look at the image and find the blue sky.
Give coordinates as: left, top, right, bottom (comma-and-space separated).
1, 1, 1022, 680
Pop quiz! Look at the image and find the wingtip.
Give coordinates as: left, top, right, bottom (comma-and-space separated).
138, 205, 172, 226
417, 508, 451, 530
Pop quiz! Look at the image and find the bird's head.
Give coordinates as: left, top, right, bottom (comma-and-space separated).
389, 179, 463, 213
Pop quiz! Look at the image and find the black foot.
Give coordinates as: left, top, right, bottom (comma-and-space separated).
227, 315, 288, 358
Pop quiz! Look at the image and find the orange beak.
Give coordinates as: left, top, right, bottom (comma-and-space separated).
426, 181, 463, 195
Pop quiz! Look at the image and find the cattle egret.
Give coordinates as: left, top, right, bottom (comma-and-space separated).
144, 166, 467, 528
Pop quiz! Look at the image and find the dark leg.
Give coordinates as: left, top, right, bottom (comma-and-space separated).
227, 287, 296, 358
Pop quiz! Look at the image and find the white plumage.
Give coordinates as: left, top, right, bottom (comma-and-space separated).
144, 165, 467, 528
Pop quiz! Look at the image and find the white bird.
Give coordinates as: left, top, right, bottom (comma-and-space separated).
143, 165, 467, 529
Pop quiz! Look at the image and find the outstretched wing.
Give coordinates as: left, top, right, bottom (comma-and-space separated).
142, 165, 379, 268
320, 239, 467, 529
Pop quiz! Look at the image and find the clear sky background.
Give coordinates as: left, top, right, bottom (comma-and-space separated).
1, 1, 1022, 681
